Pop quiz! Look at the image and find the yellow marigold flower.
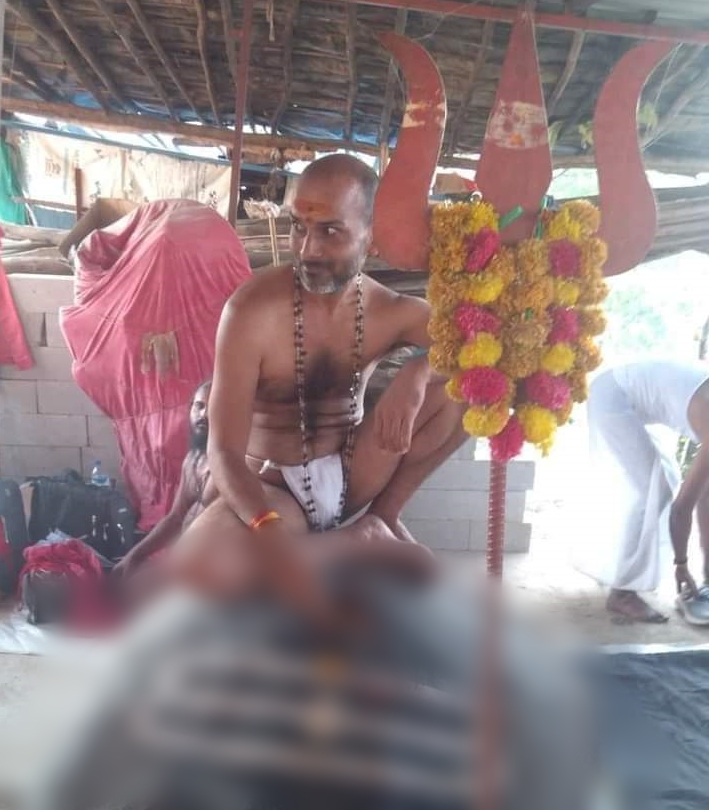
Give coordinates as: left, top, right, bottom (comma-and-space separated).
517, 404, 557, 448
579, 238, 608, 279
487, 247, 516, 287
568, 368, 589, 402
429, 341, 461, 376
516, 239, 549, 282
546, 208, 583, 244
561, 200, 601, 237
468, 201, 499, 233
458, 333, 503, 369
541, 343, 576, 375
463, 271, 505, 305
426, 275, 469, 313
578, 278, 609, 306
577, 307, 607, 337
494, 277, 554, 318
445, 375, 465, 403
556, 398, 573, 427
576, 337, 602, 372
428, 314, 460, 345
554, 279, 581, 307
498, 347, 542, 379
462, 403, 510, 438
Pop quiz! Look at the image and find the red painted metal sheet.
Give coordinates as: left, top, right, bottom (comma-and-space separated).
372, 32, 446, 271
594, 41, 674, 276
475, 7, 552, 243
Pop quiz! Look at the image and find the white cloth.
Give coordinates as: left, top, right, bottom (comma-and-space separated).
280, 453, 344, 530
575, 362, 708, 592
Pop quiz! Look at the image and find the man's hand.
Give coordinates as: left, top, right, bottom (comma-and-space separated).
675, 563, 699, 598
373, 368, 427, 454
112, 550, 139, 580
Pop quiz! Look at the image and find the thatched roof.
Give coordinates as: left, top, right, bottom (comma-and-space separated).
3, 1, 709, 171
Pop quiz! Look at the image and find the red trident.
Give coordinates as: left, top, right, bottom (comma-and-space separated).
372, 8, 672, 808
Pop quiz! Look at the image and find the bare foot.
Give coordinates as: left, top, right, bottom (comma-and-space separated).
606, 589, 668, 624
391, 518, 419, 544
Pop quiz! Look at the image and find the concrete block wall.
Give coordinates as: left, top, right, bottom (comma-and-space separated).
402, 439, 534, 553
0, 275, 121, 482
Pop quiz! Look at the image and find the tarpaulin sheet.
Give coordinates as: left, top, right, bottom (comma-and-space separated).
60, 199, 252, 529
589, 645, 709, 810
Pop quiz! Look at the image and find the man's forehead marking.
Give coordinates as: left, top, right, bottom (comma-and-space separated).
293, 197, 330, 216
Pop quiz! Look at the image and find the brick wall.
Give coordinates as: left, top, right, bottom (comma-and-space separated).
0, 274, 121, 482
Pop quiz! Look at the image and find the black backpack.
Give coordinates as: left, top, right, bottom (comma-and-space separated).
27, 470, 136, 561
0, 479, 31, 596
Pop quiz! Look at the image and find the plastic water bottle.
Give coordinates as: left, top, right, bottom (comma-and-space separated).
90, 460, 110, 487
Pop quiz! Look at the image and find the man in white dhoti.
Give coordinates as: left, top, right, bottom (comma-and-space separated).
582, 360, 709, 624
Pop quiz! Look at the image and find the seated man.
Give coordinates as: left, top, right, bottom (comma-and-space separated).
113, 380, 212, 580
171, 154, 468, 615
579, 360, 709, 624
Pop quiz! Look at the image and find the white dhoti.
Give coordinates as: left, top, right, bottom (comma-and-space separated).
574, 362, 707, 592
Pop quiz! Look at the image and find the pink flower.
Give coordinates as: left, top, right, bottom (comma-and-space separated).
490, 415, 524, 462
548, 307, 580, 344
455, 302, 502, 339
465, 228, 501, 273
525, 371, 571, 410
459, 367, 509, 405
548, 240, 580, 278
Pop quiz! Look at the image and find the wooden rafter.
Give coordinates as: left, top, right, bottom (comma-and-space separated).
194, 0, 220, 124
445, 20, 493, 155
123, 0, 206, 123
546, 30, 584, 117
270, 0, 300, 134
4, 44, 60, 101
219, 0, 238, 85
6, 0, 108, 110
42, 0, 134, 112
643, 55, 709, 148
91, 0, 177, 120
378, 8, 407, 146
344, 3, 357, 140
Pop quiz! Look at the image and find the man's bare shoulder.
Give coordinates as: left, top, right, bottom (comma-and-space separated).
365, 276, 429, 316
226, 265, 293, 315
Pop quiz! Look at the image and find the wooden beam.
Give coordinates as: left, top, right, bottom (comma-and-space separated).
91, 0, 178, 120
7, 0, 108, 110
378, 8, 407, 145
270, 0, 300, 134
228, 0, 254, 225
219, 0, 238, 85
340, 0, 709, 46
344, 3, 357, 141
42, 0, 134, 112
123, 0, 206, 123
2, 96, 382, 156
547, 30, 584, 117
4, 45, 60, 101
194, 0, 220, 124
445, 20, 493, 155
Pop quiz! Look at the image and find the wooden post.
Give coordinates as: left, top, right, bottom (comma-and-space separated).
228, 0, 254, 227
74, 166, 84, 221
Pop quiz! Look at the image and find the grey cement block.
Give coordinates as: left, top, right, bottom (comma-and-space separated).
8, 275, 74, 313
404, 519, 470, 550
0, 347, 74, 381
44, 313, 68, 349
0, 446, 82, 479
419, 459, 535, 492
0, 413, 88, 447
402, 489, 526, 522
0, 381, 37, 414
37, 381, 103, 417
87, 415, 117, 448
18, 312, 45, 347
469, 521, 531, 553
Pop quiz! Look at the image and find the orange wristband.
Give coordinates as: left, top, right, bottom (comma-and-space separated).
249, 510, 282, 530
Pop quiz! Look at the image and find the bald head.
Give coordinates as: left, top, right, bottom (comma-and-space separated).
299, 154, 379, 225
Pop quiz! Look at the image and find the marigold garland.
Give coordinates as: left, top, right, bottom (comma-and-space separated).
427, 198, 608, 461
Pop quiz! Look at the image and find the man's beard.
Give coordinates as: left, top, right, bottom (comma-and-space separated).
296, 260, 356, 295
190, 428, 208, 452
